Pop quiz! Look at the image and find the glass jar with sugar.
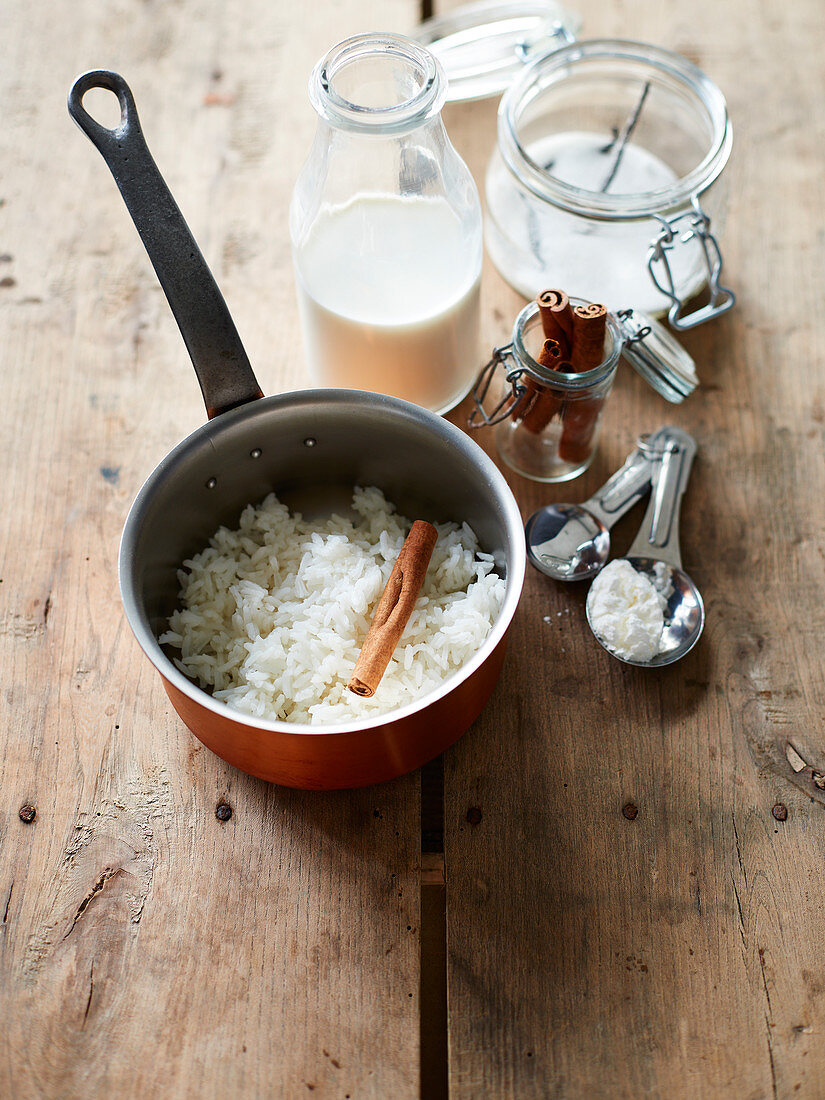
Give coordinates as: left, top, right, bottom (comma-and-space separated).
415, 7, 734, 330
485, 38, 734, 327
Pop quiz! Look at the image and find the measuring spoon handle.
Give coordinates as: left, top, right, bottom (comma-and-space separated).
585, 427, 670, 528
626, 426, 696, 568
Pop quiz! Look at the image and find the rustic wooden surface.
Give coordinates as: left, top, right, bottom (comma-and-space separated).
440, 1, 825, 1098
2, 0, 824, 1096
0, 2, 423, 1097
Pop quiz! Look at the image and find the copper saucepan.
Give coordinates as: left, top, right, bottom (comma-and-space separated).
68, 70, 526, 789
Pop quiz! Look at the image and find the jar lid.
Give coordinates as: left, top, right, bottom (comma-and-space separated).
414, 0, 581, 102
617, 309, 698, 403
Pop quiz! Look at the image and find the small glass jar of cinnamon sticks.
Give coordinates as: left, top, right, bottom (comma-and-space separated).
470, 290, 622, 482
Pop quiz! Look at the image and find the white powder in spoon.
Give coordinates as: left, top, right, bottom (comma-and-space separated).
587, 559, 669, 661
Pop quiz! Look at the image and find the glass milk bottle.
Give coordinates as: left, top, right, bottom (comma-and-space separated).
290, 33, 483, 415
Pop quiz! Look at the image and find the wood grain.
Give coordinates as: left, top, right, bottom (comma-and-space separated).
439, 0, 825, 1097
4, 0, 825, 1096
0, 1, 422, 1097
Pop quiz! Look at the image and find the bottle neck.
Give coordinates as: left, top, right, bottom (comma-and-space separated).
309, 33, 447, 137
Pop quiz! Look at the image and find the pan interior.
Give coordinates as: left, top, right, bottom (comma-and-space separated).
122, 392, 519, 650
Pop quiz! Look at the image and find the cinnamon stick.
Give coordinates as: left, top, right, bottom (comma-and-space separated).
348, 520, 438, 698
519, 338, 567, 434
537, 289, 574, 357
570, 302, 607, 373
560, 301, 608, 462
557, 396, 604, 463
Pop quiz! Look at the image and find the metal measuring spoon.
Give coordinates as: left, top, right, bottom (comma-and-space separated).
525, 428, 670, 581
586, 427, 704, 666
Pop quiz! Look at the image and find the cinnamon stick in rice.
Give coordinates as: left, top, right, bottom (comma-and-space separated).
519, 338, 567, 434
570, 302, 607, 372
348, 520, 438, 698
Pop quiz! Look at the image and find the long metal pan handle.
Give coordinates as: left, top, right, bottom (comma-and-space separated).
68, 70, 263, 420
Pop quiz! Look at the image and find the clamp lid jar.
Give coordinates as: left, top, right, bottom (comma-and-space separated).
485, 39, 734, 327
471, 291, 699, 481
471, 297, 623, 482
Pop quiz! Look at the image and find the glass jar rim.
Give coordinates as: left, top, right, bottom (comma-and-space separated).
512, 298, 622, 388
498, 39, 732, 220
310, 33, 447, 135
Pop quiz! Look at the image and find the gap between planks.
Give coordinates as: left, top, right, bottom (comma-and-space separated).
420, 755, 448, 1099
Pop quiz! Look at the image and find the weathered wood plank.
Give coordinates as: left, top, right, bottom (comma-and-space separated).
441, 0, 825, 1096
0, 1, 422, 1096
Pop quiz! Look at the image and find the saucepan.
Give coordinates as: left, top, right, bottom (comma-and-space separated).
68, 70, 526, 789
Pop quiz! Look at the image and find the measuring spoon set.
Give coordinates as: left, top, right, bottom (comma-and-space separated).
525, 426, 704, 665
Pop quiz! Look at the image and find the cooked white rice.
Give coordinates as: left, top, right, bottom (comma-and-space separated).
159, 486, 506, 726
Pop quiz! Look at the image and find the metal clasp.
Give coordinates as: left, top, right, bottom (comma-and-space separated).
647, 195, 735, 331
636, 431, 674, 459
468, 344, 528, 428
617, 309, 651, 345
515, 20, 577, 66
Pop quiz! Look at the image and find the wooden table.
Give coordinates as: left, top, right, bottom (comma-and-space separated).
2, 0, 824, 1096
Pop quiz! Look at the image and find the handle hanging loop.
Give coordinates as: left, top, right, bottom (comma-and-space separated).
68, 70, 263, 419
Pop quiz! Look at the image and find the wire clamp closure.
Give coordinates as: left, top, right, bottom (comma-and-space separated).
647, 194, 735, 331
468, 344, 528, 427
